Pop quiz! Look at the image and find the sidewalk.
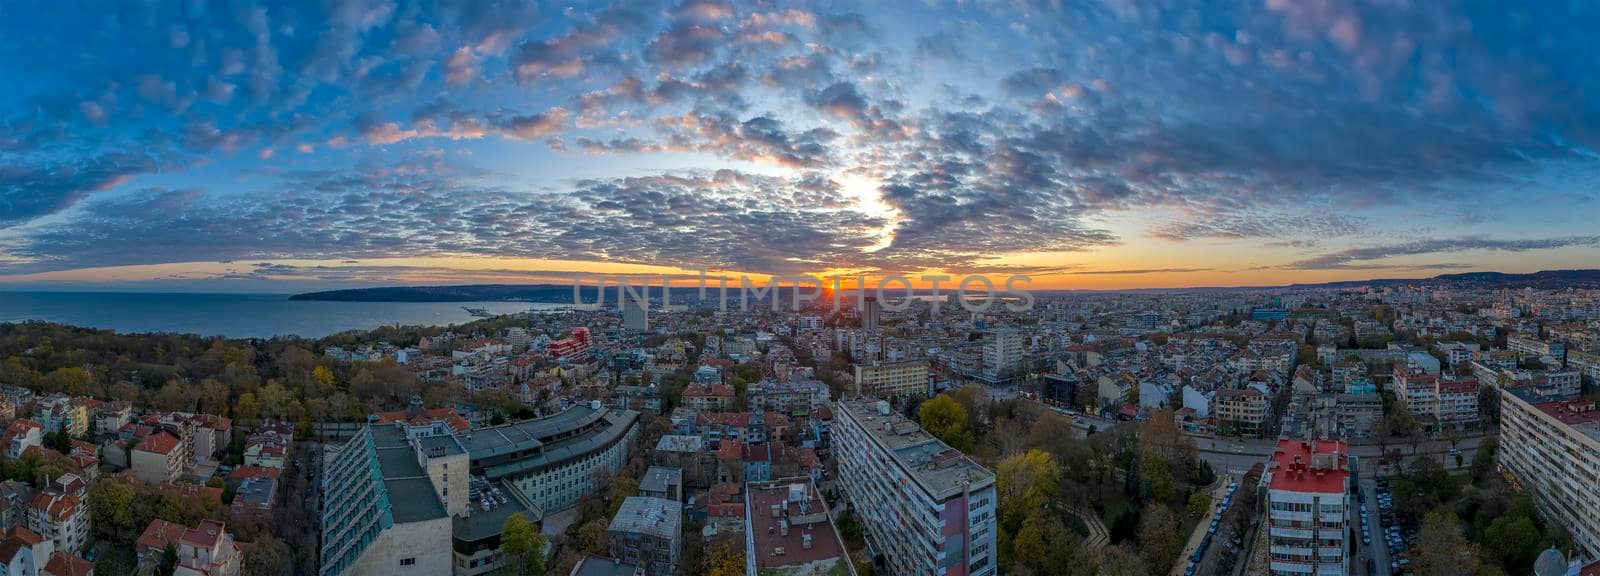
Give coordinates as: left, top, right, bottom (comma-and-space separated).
1169, 474, 1232, 576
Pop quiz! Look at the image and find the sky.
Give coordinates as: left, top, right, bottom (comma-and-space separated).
2, 0, 1600, 293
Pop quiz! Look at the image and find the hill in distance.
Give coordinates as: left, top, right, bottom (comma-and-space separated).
288, 269, 1600, 302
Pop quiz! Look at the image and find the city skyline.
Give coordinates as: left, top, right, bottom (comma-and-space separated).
4, 1, 1600, 293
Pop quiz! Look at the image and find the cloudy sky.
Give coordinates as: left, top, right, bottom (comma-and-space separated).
2, 0, 1598, 292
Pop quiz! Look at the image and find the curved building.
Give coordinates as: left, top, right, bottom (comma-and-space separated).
319, 402, 639, 576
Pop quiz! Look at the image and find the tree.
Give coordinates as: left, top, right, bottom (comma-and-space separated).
152, 379, 198, 411
1139, 449, 1177, 504
1098, 544, 1151, 576
199, 378, 230, 416
1012, 510, 1090, 575
89, 479, 136, 543
44, 367, 91, 396
110, 381, 142, 403
1471, 437, 1498, 483
241, 535, 294, 576
1138, 504, 1184, 573
235, 393, 261, 423
1484, 512, 1541, 569
918, 394, 974, 451
1187, 493, 1212, 518
1416, 508, 1481, 576
702, 536, 745, 576
996, 450, 1061, 531
500, 513, 547, 576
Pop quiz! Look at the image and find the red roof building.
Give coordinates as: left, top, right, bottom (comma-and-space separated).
41, 551, 94, 576
1267, 439, 1350, 494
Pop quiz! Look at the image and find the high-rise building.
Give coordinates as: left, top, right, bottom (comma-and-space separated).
1263, 439, 1351, 576
833, 398, 997, 576
743, 477, 856, 576
1497, 389, 1600, 561
980, 328, 1023, 384
860, 297, 880, 331
623, 295, 649, 332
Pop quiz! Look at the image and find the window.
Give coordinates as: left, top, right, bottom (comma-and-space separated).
400, 558, 416, 566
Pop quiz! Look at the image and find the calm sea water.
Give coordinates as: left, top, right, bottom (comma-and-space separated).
0, 292, 567, 339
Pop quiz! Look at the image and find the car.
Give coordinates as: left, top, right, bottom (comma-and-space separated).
1209, 522, 1218, 534
1450, 447, 1462, 456
1362, 535, 1370, 545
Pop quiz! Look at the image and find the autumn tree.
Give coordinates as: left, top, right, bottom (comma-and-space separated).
702, 535, 745, 576
199, 378, 230, 416
242, 535, 294, 576
500, 513, 547, 576
1012, 509, 1093, 575
919, 394, 974, 451
44, 367, 91, 395
1416, 508, 1481, 576
996, 450, 1061, 532
1138, 504, 1184, 572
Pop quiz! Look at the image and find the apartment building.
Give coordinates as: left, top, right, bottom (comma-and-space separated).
2, 420, 42, 460
27, 475, 89, 557
1264, 439, 1351, 576
138, 519, 243, 576
1508, 335, 1566, 364
1497, 389, 1600, 561
606, 497, 681, 576
132, 431, 186, 483
34, 396, 88, 439
1214, 388, 1270, 437
980, 329, 1024, 384
743, 478, 856, 576
833, 399, 997, 576
1392, 367, 1479, 431
852, 360, 929, 398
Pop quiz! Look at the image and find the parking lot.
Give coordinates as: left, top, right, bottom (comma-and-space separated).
1370, 477, 1417, 576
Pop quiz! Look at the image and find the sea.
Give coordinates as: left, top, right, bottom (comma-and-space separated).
0, 292, 571, 339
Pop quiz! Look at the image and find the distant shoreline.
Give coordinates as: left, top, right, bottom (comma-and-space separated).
285, 269, 1600, 302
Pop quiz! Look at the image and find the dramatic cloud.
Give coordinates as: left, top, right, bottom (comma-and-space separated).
3, 0, 1600, 286
1282, 237, 1600, 270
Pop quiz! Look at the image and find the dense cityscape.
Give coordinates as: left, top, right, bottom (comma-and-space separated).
0, 280, 1596, 575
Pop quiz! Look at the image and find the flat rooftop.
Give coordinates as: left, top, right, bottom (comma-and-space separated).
639, 466, 682, 494
459, 404, 608, 458
1267, 439, 1349, 495
746, 479, 853, 576
1534, 400, 1600, 442
453, 479, 533, 543
837, 399, 994, 501
608, 496, 682, 541
466, 407, 639, 481
370, 425, 447, 524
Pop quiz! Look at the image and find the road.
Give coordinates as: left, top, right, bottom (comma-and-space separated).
1357, 478, 1388, 576
1170, 475, 1232, 576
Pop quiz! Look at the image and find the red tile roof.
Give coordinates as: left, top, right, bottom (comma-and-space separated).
43, 551, 94, 576
373, 407, 470, 434
137, 519, 187, 553
137, 431, 181, 455
1268, 439, 1349, 494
